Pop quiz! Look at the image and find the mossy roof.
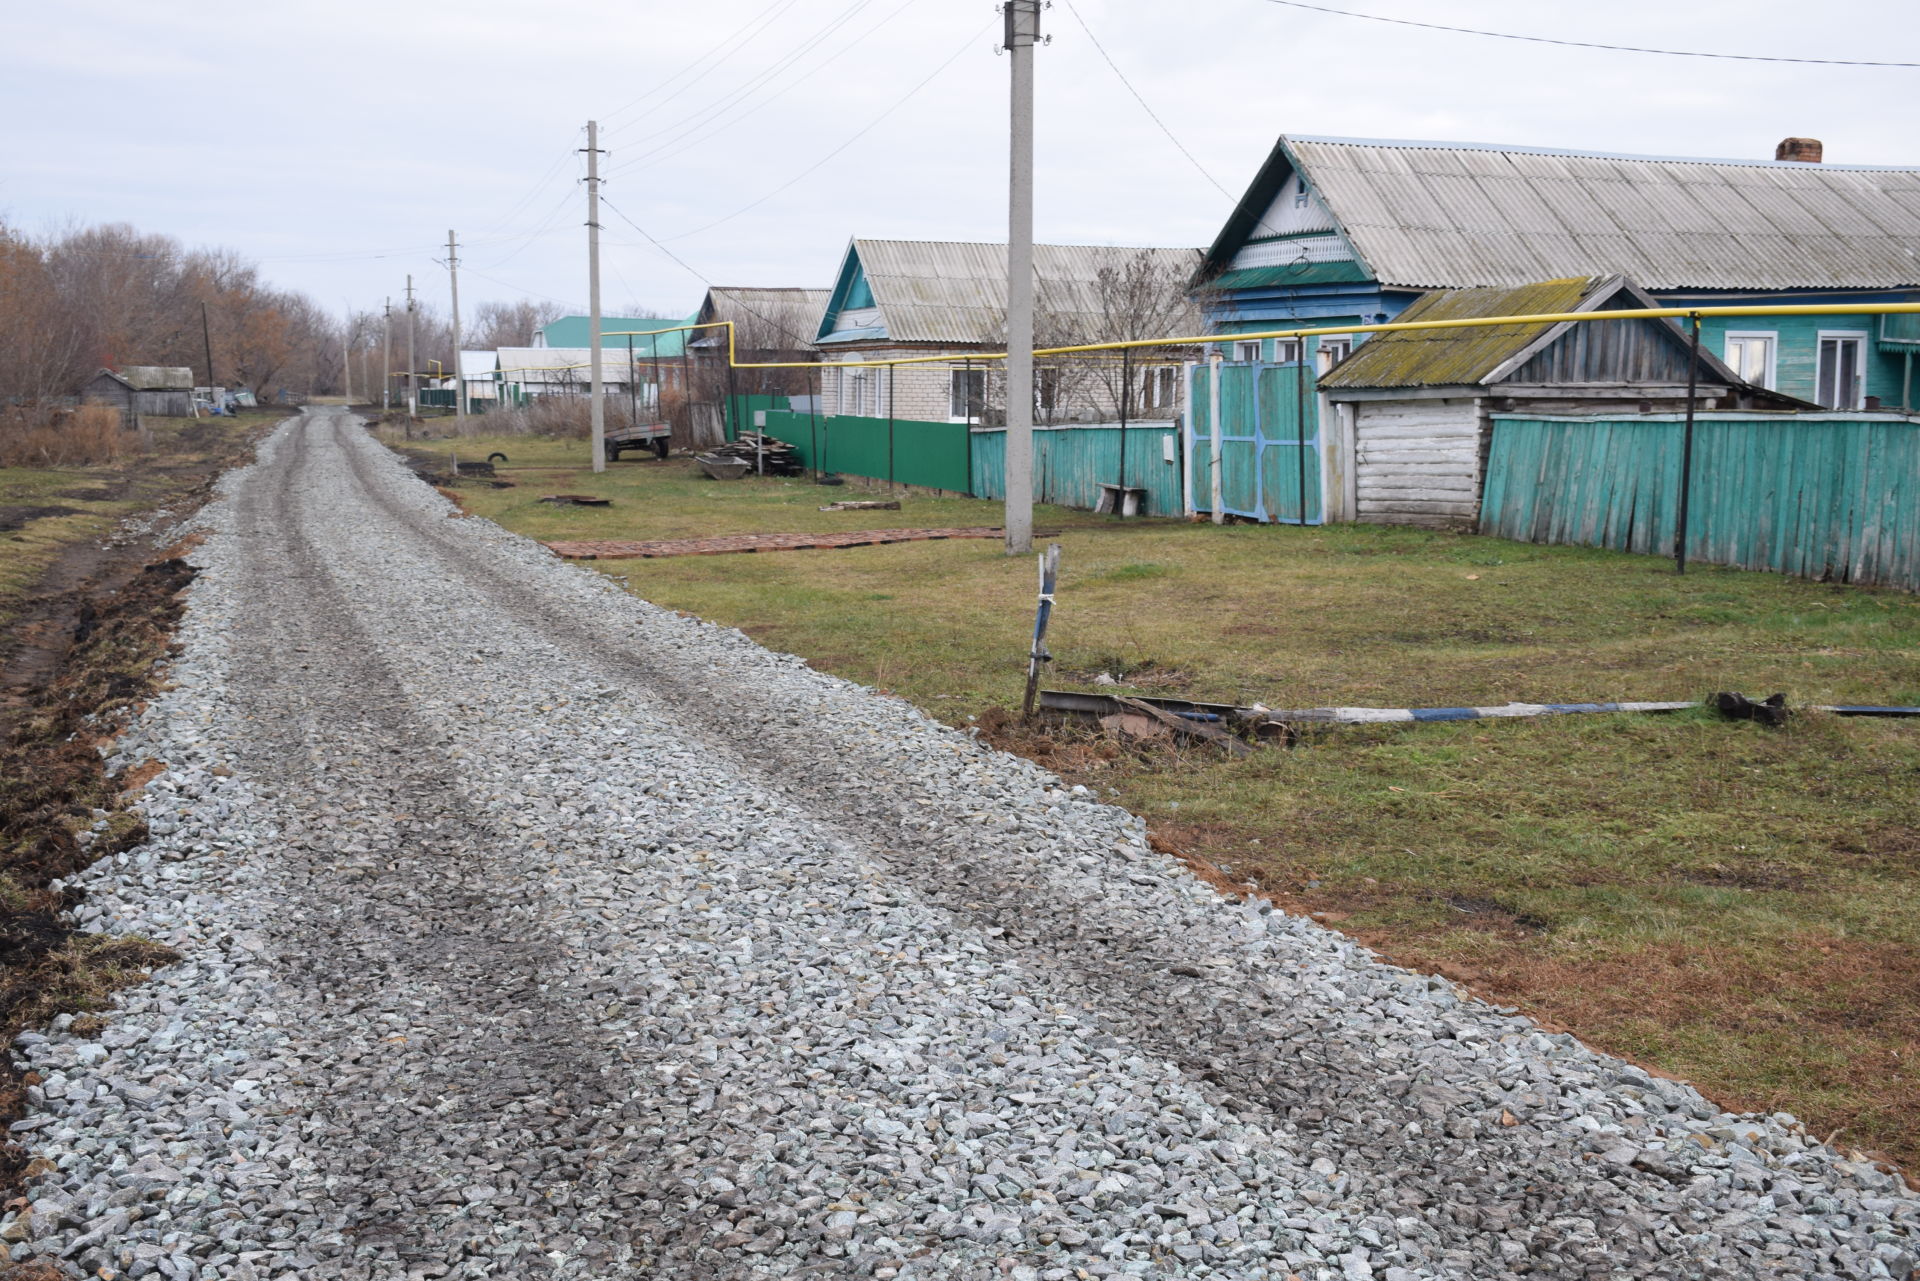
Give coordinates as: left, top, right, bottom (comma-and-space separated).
1319, 277, 1597, 389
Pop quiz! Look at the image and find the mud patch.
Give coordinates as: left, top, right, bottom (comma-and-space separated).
0, 507, 79, 533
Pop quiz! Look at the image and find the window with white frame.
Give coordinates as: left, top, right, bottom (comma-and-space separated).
1139, 365, 1176, 410
1234, 341, 1262, 363
1276, 339, 1302, 364
1816, 333, 1867, 409
1725, 332, 1777, 388
1316, 337, 1351, 373
1036, 368, 1060, 416
950, 368, 985, 420
846, 367, 871, 415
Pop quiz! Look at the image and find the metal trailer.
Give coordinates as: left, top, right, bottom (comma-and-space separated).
604, 421, 672, 461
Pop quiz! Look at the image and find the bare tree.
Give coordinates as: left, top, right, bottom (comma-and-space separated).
468, 298, 565, 350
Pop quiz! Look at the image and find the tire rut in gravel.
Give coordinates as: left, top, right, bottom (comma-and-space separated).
319, 412, 1914, 1279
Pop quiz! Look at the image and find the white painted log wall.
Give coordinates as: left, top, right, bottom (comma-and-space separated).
1352, 398, 1482, 527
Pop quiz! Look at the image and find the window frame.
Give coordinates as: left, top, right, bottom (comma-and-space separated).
1233, 340, 1263, 363
1724, 330, 1778, 389
1816, 330, 1869, 410
950, 367, 985, 422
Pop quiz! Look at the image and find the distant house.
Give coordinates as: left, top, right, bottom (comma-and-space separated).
459, 351, 498, 410
494, 348, 637, 402
689, 287, 829, 390
815, 239, 1201, 424
533, 314, 692, 357
1316, 276, 1803, 527
1195, 134, 1920, 412
81, 367, 196, 417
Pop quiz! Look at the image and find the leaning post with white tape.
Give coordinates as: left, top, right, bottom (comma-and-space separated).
1022, 543, 1062, 722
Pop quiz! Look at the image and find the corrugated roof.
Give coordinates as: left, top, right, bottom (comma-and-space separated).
843, 240, 1203, 344
119, 366, 194, 391
495, 347, 639, 382
694, 287, 830, 349
1207, 136, 1920, 291
538, 315, 692, 357
1319, 277, 1598, 388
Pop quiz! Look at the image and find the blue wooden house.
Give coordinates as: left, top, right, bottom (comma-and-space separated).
1196, 134, 1920, 413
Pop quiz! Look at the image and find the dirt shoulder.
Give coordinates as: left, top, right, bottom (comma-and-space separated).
0, 411, 279, 1206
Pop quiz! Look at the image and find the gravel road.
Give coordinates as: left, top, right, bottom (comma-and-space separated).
7, 409, 1916, 1280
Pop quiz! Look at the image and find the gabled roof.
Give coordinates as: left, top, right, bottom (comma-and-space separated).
818, 239, 1203, 345
693, 287, 830, 350
1320, 275, 1746, 390
495, 347, 637, 382
115, 366, 195, 391
1203, 135, 1920, 292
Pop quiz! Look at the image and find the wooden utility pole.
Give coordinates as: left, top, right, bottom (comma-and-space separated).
584, 120, 606, 472
342, 322, 353, 404
200, 301, 216, 415
405, 274, 418, 423
1002, 0, 1042, 555
382, 299, 392, 411
447, 230, 467, 433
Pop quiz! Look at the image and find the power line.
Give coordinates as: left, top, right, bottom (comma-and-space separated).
609, 0, 922, 178
1255, 0, 1920, 67
600, 197, 819, 350
601, 0, 802, 128
661, 17, 993, 243
1059, 0, 1232, 200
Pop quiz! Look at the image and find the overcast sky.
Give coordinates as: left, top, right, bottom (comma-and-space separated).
2, 0, 1913, 322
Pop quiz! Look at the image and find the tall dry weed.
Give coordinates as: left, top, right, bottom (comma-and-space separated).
0, 404, 138, 468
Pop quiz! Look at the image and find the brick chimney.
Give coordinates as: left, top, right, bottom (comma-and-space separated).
1775, 137, 1824, 163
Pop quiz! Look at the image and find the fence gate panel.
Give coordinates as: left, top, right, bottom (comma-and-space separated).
1188, 361, 1322, 523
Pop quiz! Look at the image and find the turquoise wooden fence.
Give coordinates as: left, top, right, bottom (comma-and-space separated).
1482, 413, 1920, 590
969, 424, 1185, 515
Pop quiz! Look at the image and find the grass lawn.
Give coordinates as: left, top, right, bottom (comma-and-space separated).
428, 428, 1920, 1171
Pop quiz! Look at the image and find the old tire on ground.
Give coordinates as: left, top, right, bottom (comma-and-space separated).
486, 451, 508, 464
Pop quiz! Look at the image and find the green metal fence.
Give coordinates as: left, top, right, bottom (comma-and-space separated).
761, 410, 972, 492
1482, 413, 1920, 591
1186, 361, 1322, 524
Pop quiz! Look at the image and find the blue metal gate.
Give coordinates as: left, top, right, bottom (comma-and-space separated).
1186, 358, 1322, 523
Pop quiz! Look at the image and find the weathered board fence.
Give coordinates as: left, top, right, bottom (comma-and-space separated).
969, 423, 1184, 516
759, 410, 1187, 515
1482, 413, 1920, 591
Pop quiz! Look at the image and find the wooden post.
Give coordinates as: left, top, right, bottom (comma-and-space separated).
1676, 313, 1702, 575
1022, 543, 1061, 722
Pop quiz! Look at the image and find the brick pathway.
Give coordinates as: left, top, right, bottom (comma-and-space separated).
543, 527, 1014, 560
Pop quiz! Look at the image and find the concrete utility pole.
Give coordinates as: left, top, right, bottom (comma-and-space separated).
447, 230, 467, 434
382, 299, 392, 411
405, 275, 418, 421
200, 302, 216, 413
584, 120, 607, 472
1002, 0, 1042, 555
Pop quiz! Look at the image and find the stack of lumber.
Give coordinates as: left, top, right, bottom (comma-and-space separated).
705, 433, 804, 476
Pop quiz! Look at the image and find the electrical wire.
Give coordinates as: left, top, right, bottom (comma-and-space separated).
600, 197, 820, 349
1255, 0, 1920, 67
607, 0, 910, 178
600, 0, 802, 128
659, 17, 993, 243
1059, 0, 1233, 200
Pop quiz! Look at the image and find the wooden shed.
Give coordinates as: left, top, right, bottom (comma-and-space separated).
1317, 276, 1803, 528
82, 367, 196, 417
